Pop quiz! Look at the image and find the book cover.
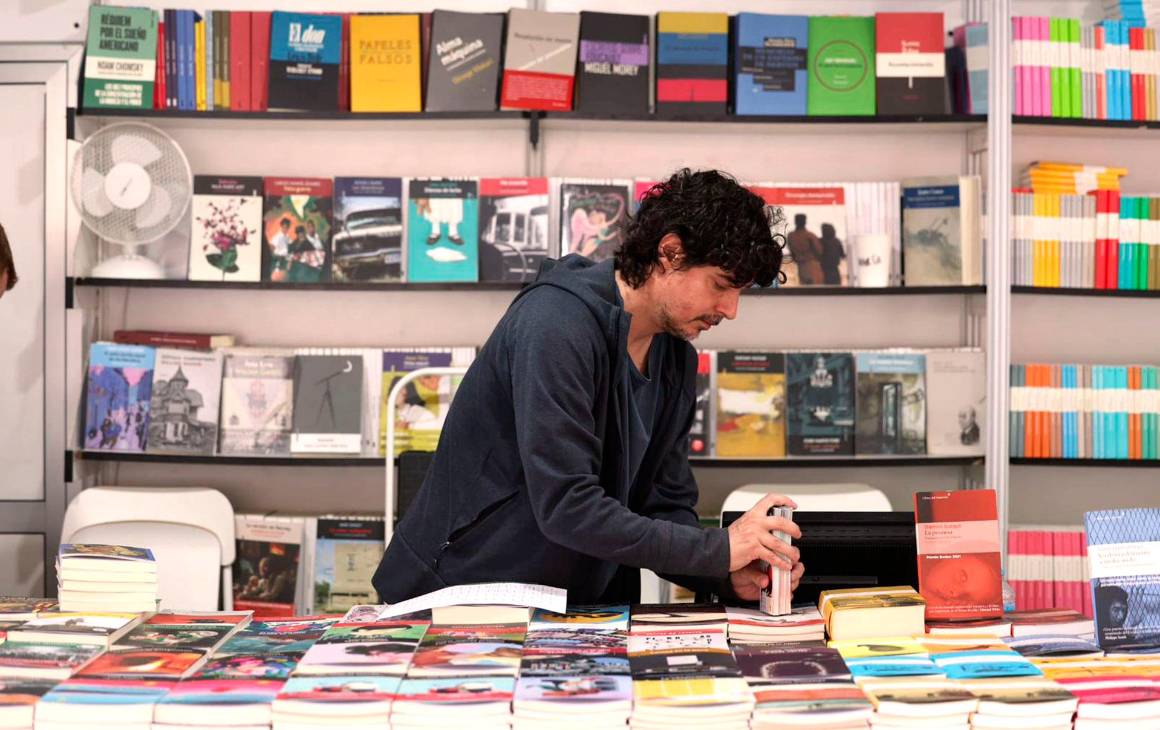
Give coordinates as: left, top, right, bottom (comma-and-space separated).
733, 645, 849, 682
902, 177, 965, 286
655, 12, 729, 117
424, 10, 503, 112
786, 352, 855, 456
735, 14, 809, 116
155, 678, 284, 706
189, 176, 263, 282
120, 624, 234, 651
268, 12, 341, 111
519, 652, 631, 676
515, 674, 631, 703
807, 16, 876, 116
317, 621, 428, 645
394, 676, 514, 703
689, 351, 714, 456
83, 343, 155, 453
0, 643, 103, 676
76, 648, 206, 680
714, 351, 786, 458
478, 177, 551, 283
500, 9, 581, 111
232, 514, 306, 618
530, 606, 629, 630
915, 489, 1003, 621
1085, 508, 1160, 651
406, 178, 480, 283
218, 353, 294, 456
875, 12, 948, 115
559, 179, 631, 263
575, 12, 650, 116
262, 177, 333, 283
290, 355, 363, 454
379, 349, 455, 456
145, 347, 222, 456
312, 517, 385, 613
274, 675, 401, 707
14, 613, 141, 639
854, 351, 926, 455
332, 177, 403, 283
293, 639, 417, 674
350, 14, 422, 112
925, 349, 985, 456
216, 617, 336, 656
37, 678, 174, 711
409, 626, 525, 677
751, 185, 848, 286
82, 5, 158, 110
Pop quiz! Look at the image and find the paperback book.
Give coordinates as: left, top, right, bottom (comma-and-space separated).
218, 352, 294, 456
189, 175, 263, 282
83, 343, 155, 453
145, 347, 222, 455
406, 178, 480, 282
262, 177, 334, 283
786, 352, 855, 456
478, 177, 551, 283
331, 177, 403, 283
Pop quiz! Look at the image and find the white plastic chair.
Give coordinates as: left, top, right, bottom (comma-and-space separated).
721, 482, 892, 524
60, 486, 236, 611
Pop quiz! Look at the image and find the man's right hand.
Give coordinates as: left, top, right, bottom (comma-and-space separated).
727, 493, 801, 572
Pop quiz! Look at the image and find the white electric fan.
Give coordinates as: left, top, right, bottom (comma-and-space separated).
70, 122, 192, 278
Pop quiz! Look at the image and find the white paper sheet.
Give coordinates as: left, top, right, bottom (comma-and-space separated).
377, 582, 567, 619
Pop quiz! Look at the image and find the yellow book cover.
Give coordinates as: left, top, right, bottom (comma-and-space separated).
657, 11, 728, 35
819, 586, 923, 620
714, 352, 786, 458
196, 19, 206, 111
828, 637, 925, 659
351, 14, 422, 113
213, 11, 222, 109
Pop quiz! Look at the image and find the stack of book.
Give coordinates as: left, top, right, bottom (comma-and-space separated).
724, 606, 825, 645
818, 586, 927, 641
963, 680, 1078, 730
737, 641, 867, 729
759, 506, 794, 617
1007, 525, 1091, 617
56, 544, 159, 613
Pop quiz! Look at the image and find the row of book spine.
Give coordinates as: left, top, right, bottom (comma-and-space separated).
1007, 524, 1091, 617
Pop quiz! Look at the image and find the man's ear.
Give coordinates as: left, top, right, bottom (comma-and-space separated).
656, 233, 685, 272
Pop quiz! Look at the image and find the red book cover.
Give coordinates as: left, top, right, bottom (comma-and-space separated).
250, 11, 271, 111
479, 177, 549, 197
874, 12, 946, 114
1095, 26, 1107, 120
914, 489, 1003, 621
112, 330, 231, 349
1009, 529, 1026, 609
230, 11, 251, 112
501, 69, 575, 111
337, 12, 350, 112
1094, 190, 1107, 289
1107, 191, 1121, 289
155, 20, 166, 109
1131, 28, 1145, 121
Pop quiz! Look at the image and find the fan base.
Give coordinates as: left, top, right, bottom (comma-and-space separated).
90, 255, 165, 279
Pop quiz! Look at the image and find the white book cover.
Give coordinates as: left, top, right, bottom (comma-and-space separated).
146, 348, 223, 455
925, 349, 985, 456
188, 176, 264, 282
218, 351, 294, 456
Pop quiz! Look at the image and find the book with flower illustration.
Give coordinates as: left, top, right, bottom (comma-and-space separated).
189, 176, 263, 282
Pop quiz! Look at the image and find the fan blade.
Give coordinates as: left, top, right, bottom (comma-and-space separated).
81, 167, 113, 218
111, 132, 163, 168
134, 185, 172, 230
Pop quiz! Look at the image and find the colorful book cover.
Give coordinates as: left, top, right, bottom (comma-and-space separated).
312, 517, 385, 613
925, 349, 985, 456
786, 352, 855, 456
515, 674, 631, 703
275, 674, 401, 702
189, 176, 263, 282
83, 343, 155, 453
332, 177, 403, 282
875, 12, 948, 115
689, 351, 714, 456
530, 606, 629, 631
268, 11, 341, 111
76, 648, 206, 680
120, 624, 234, 651
0, 642, 103, 675
1085, 508, 1160, 651
232, 515, 305, 618
196, 653, 301, 678
733, 645, 849, 682
655, 12, 729, 117
82, 5, 158, 109
262, 177, 333, 283
854, 351, 926, 455
290, 355, 363, 454
409, 625, 525, 677
751, 186, 848, 286
735, 14, 809, 116
294, 639, 418, 675
915, 489, 1003, 622
500, 9, 581, 111
145, 347, 222, 456
394, 676, 514, 703
559, 179, 631, 263
575, 11, 650, 115
350, 14, 422, 112
317, 621, 428, 644
478, 177, 551, 283
38, 678, 174, 706
379, 349, 457, 456
519, 652, 630, 676
406, 178, 480, 282
424, 10, 503, 112
156, 678, 285, 706
714, 351, 785, 458
218, 353, 294, 456
807, 16, 876, 116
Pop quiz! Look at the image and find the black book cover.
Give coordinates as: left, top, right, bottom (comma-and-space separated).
268, 12, 342, 111
786, 352, 855, 456
290, 355, 363, 454
425, 10, 504, 112
575, 11, 650, 116
877, 77, 949, 115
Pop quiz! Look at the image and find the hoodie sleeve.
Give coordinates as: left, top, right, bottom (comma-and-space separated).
508, 289, 728, 579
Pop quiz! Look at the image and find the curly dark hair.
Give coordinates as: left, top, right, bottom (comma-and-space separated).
0, 223, 16, 291
615, 169, 784, 289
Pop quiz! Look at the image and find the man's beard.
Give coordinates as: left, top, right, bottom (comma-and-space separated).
658, 303, 721, 341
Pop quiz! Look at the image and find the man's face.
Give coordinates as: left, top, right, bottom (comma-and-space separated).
655, 263, 742, 341
0, 269, 8, 299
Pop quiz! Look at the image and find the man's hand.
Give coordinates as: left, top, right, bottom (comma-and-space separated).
730, 559, 806, 601
727, 493, 801, 572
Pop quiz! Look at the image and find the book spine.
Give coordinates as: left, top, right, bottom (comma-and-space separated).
113, 331, 217, 349
231, 11, 251, 112
195, 15, 205, 111
155, 19, 166, 110
251, 11, 271, 112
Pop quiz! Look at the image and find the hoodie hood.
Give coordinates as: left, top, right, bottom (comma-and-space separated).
515, 255, 626, 352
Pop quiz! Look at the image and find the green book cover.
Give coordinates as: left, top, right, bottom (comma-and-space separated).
807, 16, 875, 116
1069, 19, 1082, 119
82, 5, 158, 109
1050, 19, 1062, 118
1151, 198, 1159, 290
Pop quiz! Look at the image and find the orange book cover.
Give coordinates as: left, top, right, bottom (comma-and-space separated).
914, 489, 1003, 621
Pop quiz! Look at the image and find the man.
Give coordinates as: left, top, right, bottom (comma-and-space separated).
373, 168, 803, 605
0, 222, 17, 298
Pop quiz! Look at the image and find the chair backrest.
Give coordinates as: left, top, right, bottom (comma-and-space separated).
60, 487, 235, 611
721, 483, 891, 520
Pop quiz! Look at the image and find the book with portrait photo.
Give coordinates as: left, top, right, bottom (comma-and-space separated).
750, 185, 848, 287
262, 177, 334, 284
1085, 508, 1160, 652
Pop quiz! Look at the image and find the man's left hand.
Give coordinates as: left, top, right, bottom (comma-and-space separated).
729, 560, 805, 602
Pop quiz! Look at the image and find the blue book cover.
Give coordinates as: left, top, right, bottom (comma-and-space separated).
406, 178, 479, 283
845, 656, 941, 678
734, 14, 808, 116
1085, 508, 1160, 651
966, 23, 988, 114
333, 177, 404, 283
930, 650, 1043, 680
83, 343, 156, 453
268, 12, 342, 111
41, 679, 173, 705
184, 10, 196, 111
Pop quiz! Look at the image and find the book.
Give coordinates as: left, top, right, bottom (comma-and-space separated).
714, 351, 786, 458
0, 597, 57, 621
925, 349, 986, 456
379, 348, 473, 457
262, 177, 334, 283
272, 675, 402, 719
268, 12, 342, 111
76, 647, 208, 680
1085, 508, 1160, 651
0, 642, 103, 679
332, 177, 403, 283
819, 586, 927, 641
733, 644, 850, 683
499, 9, 581, 112
558, 178, 631, 263
189, 175, 264, 283
734, 14, 809, 116
112, 330, 235, 349
655, 12, 729, 117
8, 613, 144, 648
118, 623, 236, 652
290, 354, 363, 454
0, 678, 60, 727
514, 674, 632, 712
752, 185, 848, 286
424, 10, 503, 112
408, 624, 526, 677
350, 14, 422, 112
145, 347, 222, 456
807, 16, 877, 116
902, 175, 983, 286
854, 350, 927, 455
786, 352, 856, 456
530, 606, 629, 631
83, 343, 155, 453
82, 5, 158, 110
215, 616, 338, 656
915, 490, 1003, 622
152, 678, 285, 726
406, 178, 480, 283
478, 177, 551, 283
312, 516, 385, 613
57, 544, 156, 581
35, 677, 176, 725
292, 637, 419, 676
689, 350, 714, 456
574, 12, 650, 116
875, 12, 949, 115
233, 514, 309, 618
218, 352, 294, 456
